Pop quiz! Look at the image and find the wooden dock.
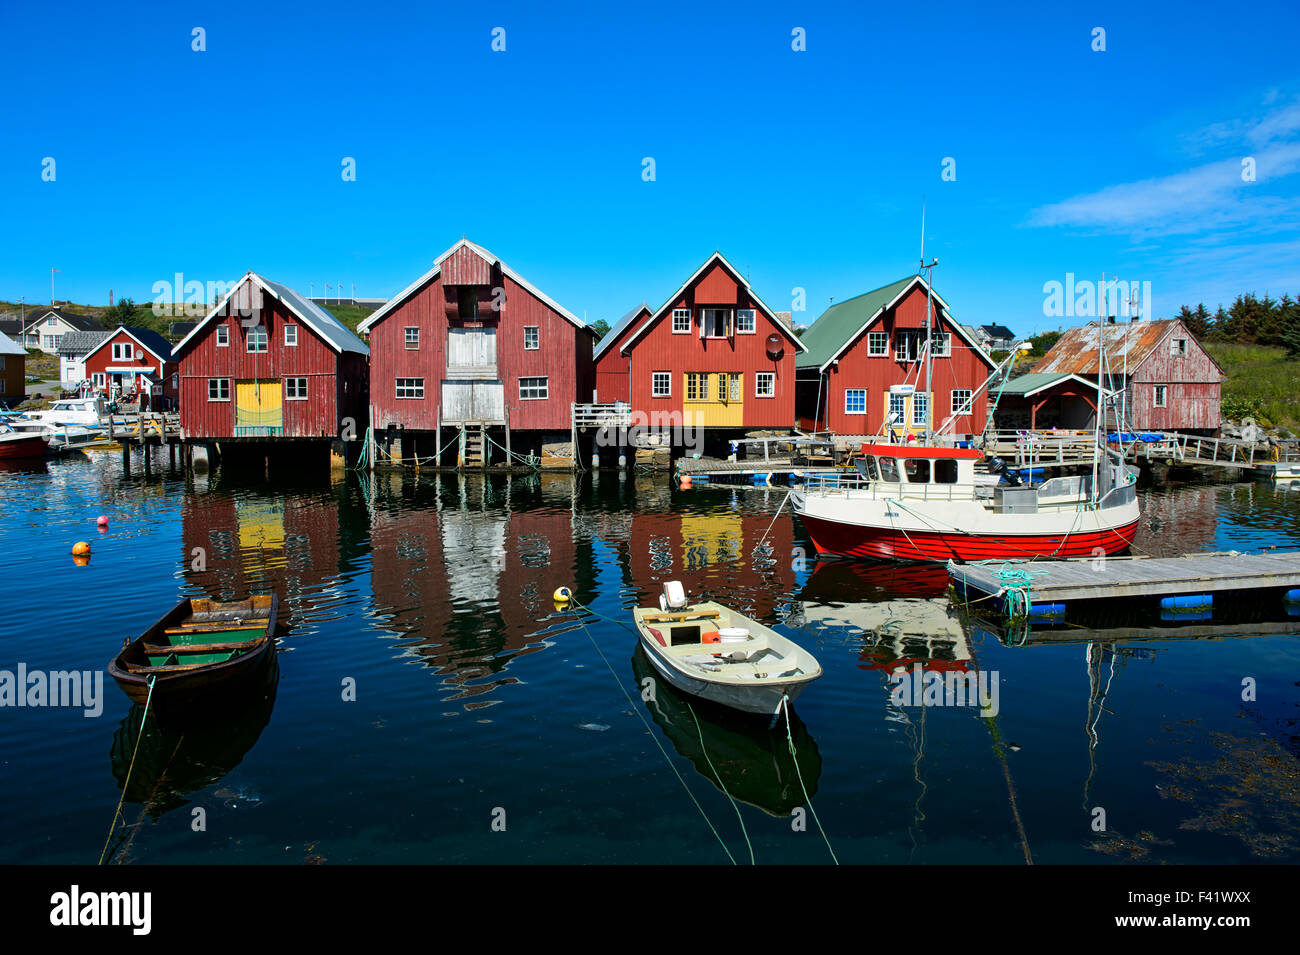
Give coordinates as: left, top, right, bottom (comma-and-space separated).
949, 550, 1300, 606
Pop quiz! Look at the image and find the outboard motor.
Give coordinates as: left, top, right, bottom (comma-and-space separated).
659, 581, 688, 612
989, 456, 1022, 487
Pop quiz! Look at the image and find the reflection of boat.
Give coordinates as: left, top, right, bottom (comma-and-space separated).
798, 558, 950, 602
0, 421, 49, 459
109, 658, 278, 820
795, 595, 972, 674
108, 595, 278, 710
631, 648, 821, 816
633, 583, 822, 715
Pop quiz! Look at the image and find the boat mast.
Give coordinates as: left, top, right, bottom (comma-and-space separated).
1091, 276, 1106, 505
919, 203, 937, 444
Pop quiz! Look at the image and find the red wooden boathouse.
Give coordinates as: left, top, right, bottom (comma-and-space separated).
795, 274, 995, 440
173, 272, 369, 459
594, 252, 803, 442
359, 239, 598, 465
82, 326, 179, 409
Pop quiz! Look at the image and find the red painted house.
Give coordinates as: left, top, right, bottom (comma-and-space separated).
358, 239, 598, 463
594, 252, 804, 435
82, 326, 178, 409
173, 272, 369, 443
795, 274, 995, 440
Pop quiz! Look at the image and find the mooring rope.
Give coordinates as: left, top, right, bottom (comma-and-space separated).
779, 695, 839, 864
753, 488, 794, 554
98, 675, 156, 865
565, 596, 739, 864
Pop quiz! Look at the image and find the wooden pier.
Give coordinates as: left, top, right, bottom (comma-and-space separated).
949, 550, 1300, 606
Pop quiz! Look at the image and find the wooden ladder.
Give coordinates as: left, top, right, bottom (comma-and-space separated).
461, 423, 486, 469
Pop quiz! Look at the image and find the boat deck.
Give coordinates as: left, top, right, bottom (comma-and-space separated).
949, 550, 1300, 604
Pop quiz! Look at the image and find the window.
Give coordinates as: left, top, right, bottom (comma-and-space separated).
1154, 385, 1167, 407
1172, 338, 1187, 356
519, 376, 548, 400
725, 373, 741, 402
396, 377, 424, 399
935, 459, 958, 483
404, 327, 420, 350
878, 457, 900, 482
284, 325, 298, 346
755, 372, 775, 397
951, 389, 973, 416
686, 373, 709, 401
216, 325, 229, 347
47, 315, 58, 325
652, 372, 671, 397
524, 326, 539, 350
904, 459, 931, 483
207, 378, 230, 401
868, 331, 888, 356
92, 373, 106, 387
702, 308, 731, 338
457, 286, 478, 320
112, 342, 132, 361
44, 335, 57, 350
672, 309, 692, 333
845, 389, 866, 414
912, 392, 930, 427
246, 326, 268, 352
888, 392, 907, 424
285, 377, 308, 400
736, 309, 756, 334
930, 331, 950, 357
894, 330, 922, 361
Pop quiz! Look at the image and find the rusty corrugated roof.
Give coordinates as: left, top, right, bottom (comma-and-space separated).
1032, 319, 1208, 376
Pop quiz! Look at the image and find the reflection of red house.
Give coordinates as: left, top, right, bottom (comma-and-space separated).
796, 275, 995, 439
595, 253, 803, 432
83, 326, 178, 409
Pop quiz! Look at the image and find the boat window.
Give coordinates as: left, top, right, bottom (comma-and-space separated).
862, 456, 880, 481
878, 457, 900, 482
934, 459, 958, 483
904, 459, 931, 483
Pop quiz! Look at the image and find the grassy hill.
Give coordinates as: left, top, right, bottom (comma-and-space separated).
1, 299, 376, 338
1206, 342, 1300, 432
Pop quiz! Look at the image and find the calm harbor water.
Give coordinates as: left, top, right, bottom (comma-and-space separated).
1, 450, 1298, 865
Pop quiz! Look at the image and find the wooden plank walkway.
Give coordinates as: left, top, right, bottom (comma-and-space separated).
949, 550, 1300, 603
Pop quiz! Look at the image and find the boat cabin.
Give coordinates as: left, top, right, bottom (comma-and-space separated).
853, 443, 981, 488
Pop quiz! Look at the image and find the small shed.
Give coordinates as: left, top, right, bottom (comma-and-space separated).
993, 372, 1099, 431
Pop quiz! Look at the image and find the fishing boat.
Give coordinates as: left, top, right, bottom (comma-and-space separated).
0, 421, 50, 459
108, 595, 278, 709
631, 582, 821, 715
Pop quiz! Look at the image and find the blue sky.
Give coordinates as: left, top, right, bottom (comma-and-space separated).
3, 0, 1299, 336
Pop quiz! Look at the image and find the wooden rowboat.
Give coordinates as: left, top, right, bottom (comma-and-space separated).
632, 583, 821, 716
108, 595, 278, 710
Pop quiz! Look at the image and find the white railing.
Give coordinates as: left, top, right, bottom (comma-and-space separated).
571, 402, 633, 428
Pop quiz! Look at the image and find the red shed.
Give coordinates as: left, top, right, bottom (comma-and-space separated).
173, 272, 369, 442
597, 252, 803, 434
359, 239, 597, 464
795, 275, 995, 439
83, 326, 179, 410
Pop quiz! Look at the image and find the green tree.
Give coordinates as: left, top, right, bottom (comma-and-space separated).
590, 319, 611, 340
102, 297, 140, 327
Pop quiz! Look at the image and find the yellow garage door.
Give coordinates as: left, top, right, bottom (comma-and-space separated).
236, 380, 282, 436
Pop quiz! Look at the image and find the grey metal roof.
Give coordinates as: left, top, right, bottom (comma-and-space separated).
0, 330, 26, 356
57, 330, 111, 355
594, 303, 649, 359
261, 278, 369, 355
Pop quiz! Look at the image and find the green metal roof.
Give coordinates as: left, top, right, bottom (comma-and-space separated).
795, 276, 922, 369
997, 372, 1095, 397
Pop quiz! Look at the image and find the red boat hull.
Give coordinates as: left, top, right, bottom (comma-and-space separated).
0, 435, 48, 460
798, 512, 1140, 563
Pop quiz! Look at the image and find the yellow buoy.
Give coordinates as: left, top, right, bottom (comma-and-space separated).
553, 586, 573, 605
71, 541, 91, 556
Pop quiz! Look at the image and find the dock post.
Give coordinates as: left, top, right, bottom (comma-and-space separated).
435, 405, 442, 469
505, 407, 511, 468
367, 406, 376, 472
571, 403, 578, 472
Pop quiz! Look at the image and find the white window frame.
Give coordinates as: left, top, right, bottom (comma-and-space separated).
951, 389, 973, 416
395, 377, 425, 400
92, 372, 106, 388
112, 342, 132, 362
755, 371, 775, 398
930, 331, 950, 358
404, 326, 420, 350
524, 326, 539, 350
702, 308, 731, 339
736, 309, 756, 334
912, 392, 930, 427
207, 378, 230, 401
672, 309, 692, 333
1154, 385, 1167, 408
246, 325, 268, 353
685, 372, 708, 401
519, 376, 549, 400
1172, 338, 1187, 356
867, 331, 888, 357
285, 376, 308, 400
652, 372, 671, 397
888, 392, 907, 424
284, 324, 298, 346
845, 389, 867, 415
216, 325, 229, 347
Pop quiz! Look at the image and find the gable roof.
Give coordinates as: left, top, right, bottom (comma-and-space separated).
57, 330, 111, 356
980, 324, 1016, 340
594, 303, 650, 360
0, 330, 25, 356
357, 238, 596, 337
1031, 319, 1223, 379
619, 252, 805, 355
998, 372, 1099, 398
175, 273, 368, 356
796, 274, 993, 372
24, 307, 105, 331
85, 326, 176, 364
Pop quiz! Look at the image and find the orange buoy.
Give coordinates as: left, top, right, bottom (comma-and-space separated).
72, 541, 91, 556
680, 474, 693, 489
72, 555, 91, 567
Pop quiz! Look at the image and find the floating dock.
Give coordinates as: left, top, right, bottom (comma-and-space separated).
949, 550, 1300, 615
